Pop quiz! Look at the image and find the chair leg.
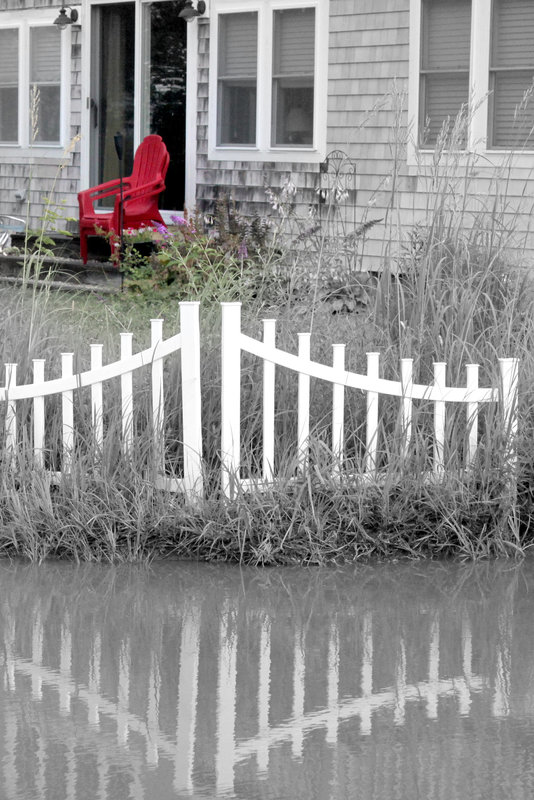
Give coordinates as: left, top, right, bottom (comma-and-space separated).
80, 229, 89, 264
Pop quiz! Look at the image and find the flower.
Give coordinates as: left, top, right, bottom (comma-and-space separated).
171, 215, 187, 226
238, 240, 248, 259
123, 224, 156, 243
154, 222, 170, 240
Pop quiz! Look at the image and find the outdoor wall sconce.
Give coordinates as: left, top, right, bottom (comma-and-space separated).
53, 6, 79, 29
179, 0, 206, 22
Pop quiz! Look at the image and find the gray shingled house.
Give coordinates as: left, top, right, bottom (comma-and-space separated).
0, 0, 533, 269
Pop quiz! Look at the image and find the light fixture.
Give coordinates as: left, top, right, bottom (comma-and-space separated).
53, 6, 79, 29
178, 0, 206, 22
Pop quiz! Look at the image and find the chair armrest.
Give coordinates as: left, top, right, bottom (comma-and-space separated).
120, 177, 166, 204
79, 179, 133, 217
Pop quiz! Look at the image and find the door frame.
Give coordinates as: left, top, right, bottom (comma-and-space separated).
80, 0, 199, 214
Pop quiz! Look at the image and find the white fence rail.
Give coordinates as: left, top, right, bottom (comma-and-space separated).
0, 301, 520, 501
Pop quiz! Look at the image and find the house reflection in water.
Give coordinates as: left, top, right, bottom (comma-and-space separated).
0, 560, 530, 799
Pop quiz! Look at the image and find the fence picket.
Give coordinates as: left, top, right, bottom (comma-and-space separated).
365, 353, 380, 474
466, 364, 479, 468
180, 302, 203, 498
433, 362, 446, 474
297, 333, 311, 473
499, 357, 519, 476
120, 333, 133, 456
90, 345, 103, 451
5, 363, 16, 458
400, 359, 413, 460
61, 354, 74, 471
263, 320, 276, 482
221, 303, 241, 498
33, 360, 45, 467
332, 344, 345, 469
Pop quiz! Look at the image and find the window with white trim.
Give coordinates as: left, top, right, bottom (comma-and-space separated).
413, 0, 534, 152
209, 0, 327, 163
0, 19, 66, 149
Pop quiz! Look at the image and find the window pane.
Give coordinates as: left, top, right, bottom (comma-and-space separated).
217, 12, 257, 145
421, 0, 471, 70
489, 0, 534, 148
421, 73, 470, 146
491, 72, 534, 148
30, 27, 61, 143
0, 29, 18, 143
492, 0, 534, 68
272, 8, 315, 147
32, 85, 61, 143
420, 0, 471, 147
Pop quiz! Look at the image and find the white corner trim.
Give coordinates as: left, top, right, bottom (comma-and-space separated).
185, 21, 199, 213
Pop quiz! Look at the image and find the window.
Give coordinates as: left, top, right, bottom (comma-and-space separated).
210, 0, 327, 163
0, 16, 67, 150
411, 0, 534, 154
0, 29, 18, 143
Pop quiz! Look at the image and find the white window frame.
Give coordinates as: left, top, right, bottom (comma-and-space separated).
408, 0, 534, 168
0, 8, 73, 159
208, 0, 328, 163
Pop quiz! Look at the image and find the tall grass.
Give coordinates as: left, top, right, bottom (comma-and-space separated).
2, 101, 534, 563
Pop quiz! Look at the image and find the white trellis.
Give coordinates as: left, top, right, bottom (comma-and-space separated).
1, 301, 203, 498
221, 302, 519, 498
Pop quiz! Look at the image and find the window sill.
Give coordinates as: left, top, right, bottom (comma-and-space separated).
207, 145, 325, 164
0, 146, 68, 163
407, 146, 534, 172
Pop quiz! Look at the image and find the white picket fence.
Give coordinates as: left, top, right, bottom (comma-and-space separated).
0, 301, 519, 501
221, 302, 519, 496
1, 302, 203, 496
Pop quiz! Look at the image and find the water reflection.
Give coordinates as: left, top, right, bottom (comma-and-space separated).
0, 559, 533, 799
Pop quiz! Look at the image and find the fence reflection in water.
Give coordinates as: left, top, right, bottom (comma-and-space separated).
0, 561, 529, 799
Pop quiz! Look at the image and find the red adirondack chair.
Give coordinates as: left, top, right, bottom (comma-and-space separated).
78, 134, 170, 264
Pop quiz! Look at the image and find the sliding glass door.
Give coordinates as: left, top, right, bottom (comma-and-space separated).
90, 0, 187, 211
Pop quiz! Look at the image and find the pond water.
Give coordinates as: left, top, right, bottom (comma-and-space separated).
1, 558, 534, 799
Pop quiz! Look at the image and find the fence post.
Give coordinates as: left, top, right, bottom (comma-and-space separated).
499, 357, 519, 502
33, 359, 46, 468
262, 319, 276, 483
61, 353, 74, 473
365, 352, 380, 475
297, 333, 311, 474
179, 302, 203, 500
5, 363, 17, 461
433, 362, 446, 475
221, 303, 242, 498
